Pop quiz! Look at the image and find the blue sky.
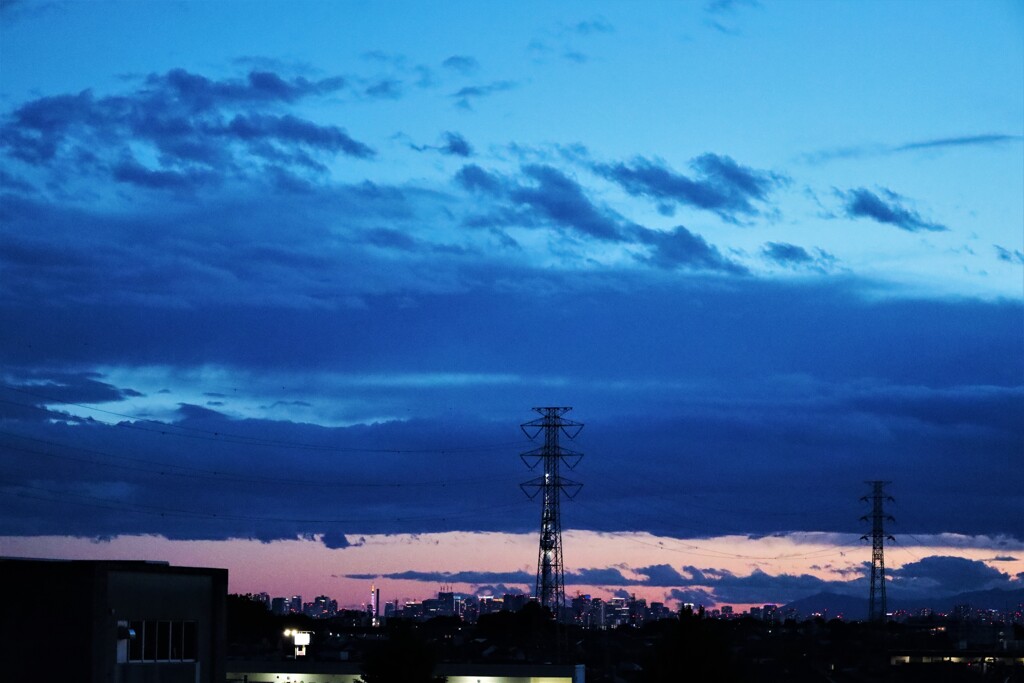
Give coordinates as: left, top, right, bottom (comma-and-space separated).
1, 0, 1022, 608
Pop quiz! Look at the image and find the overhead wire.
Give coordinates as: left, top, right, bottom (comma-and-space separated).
1, 478, 527, 526
0, 430, 524, 489
0, 382, 921, 565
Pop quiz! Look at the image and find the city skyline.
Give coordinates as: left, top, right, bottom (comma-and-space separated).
1, 0, 1022, 611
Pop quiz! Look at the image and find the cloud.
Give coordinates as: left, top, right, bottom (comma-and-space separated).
411, 131, 473, 157
571, 19, 614, 35
635, 564, 689, 586
703, 0, 758, 35
441, 55, 479, 74
567, 567, 632, 585
762, 242, 837, 272
450, 80, 516, 109
510, 165, 626, 241
890, 556, 1015, 595
0, 68, 369, 194
995, 245, 1024, 265
1, 274, 1021, 542
894, 134, 1022, 152
593, 154, 783, 222
364, 79, 403, 99
634, 225, 747, 274
763, 242, 812, 264
438, 131, 473, 157
705, 0, 759, 14
455, 164, 504, 194
347, 570, 534, 585
801, 133, 1021, 164
455, 162, 745, 273
474, 584, 525, 596
319, 532, 363, 550
2, 372, 142, 408
840, 188, 947, 232
667, 588, 717, 605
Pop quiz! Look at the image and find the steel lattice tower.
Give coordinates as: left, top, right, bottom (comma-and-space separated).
861, 481, 895, 622
520, 407, 583, 619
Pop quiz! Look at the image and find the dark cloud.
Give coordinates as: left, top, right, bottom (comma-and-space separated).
894, 134, 1022, 152
890, 556, 1015, 595
635, 564, 688, 586
763, 242, 812, 264
593, 154, 783, 222
995, 245, 1024, 265
0, 68, 370, 194
2, 373, 142, 408
1, 270, 1021, 542
364, 79, 402, 99
707, 568, 855, 605
225, 113, 374, 158
411, 131, 472, 157
439, 131, 472, 157
702, 0, 758, 36
151, 68, 346, 107
363, 228, 420, 251
474, 584, 525, 596
320, 533, 362, 550
441, 55, 479, 74
510, 165, 626, 241
705, 0, 759, 14
455, 164, 503, 194
454, 162, 744, 273
451, 81, 516, 110
801, 133, 1021, 164
841, 188, 947, 232
633, 225, 747, 274
571, 19, 613, 35
112, 158, 212, 190
762, 242, 837, 272
347, 570, 534, 585
667, 588, 717, 605
567, 567, 632, 585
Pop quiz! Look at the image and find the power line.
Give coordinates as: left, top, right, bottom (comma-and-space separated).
0, 430, 523, 489
1, 478, 525, 526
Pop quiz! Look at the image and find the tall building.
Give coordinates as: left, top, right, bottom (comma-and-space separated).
369, 584, 380, 625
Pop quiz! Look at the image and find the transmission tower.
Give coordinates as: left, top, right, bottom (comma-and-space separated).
861, 481, 895, 622
520, 407, 583, 620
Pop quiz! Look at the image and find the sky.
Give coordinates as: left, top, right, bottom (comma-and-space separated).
1, 0, 1022, 612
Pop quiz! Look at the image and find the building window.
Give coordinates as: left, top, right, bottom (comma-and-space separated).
157, 621, 171, 660
126, 620, 198, 663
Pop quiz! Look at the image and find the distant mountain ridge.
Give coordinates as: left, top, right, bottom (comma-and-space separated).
782, 588, 1024, 621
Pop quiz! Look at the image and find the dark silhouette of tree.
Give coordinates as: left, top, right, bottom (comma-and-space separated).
358, 621, 447, 683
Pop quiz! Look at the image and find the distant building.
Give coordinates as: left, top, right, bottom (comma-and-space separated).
0, 557, 227, 683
